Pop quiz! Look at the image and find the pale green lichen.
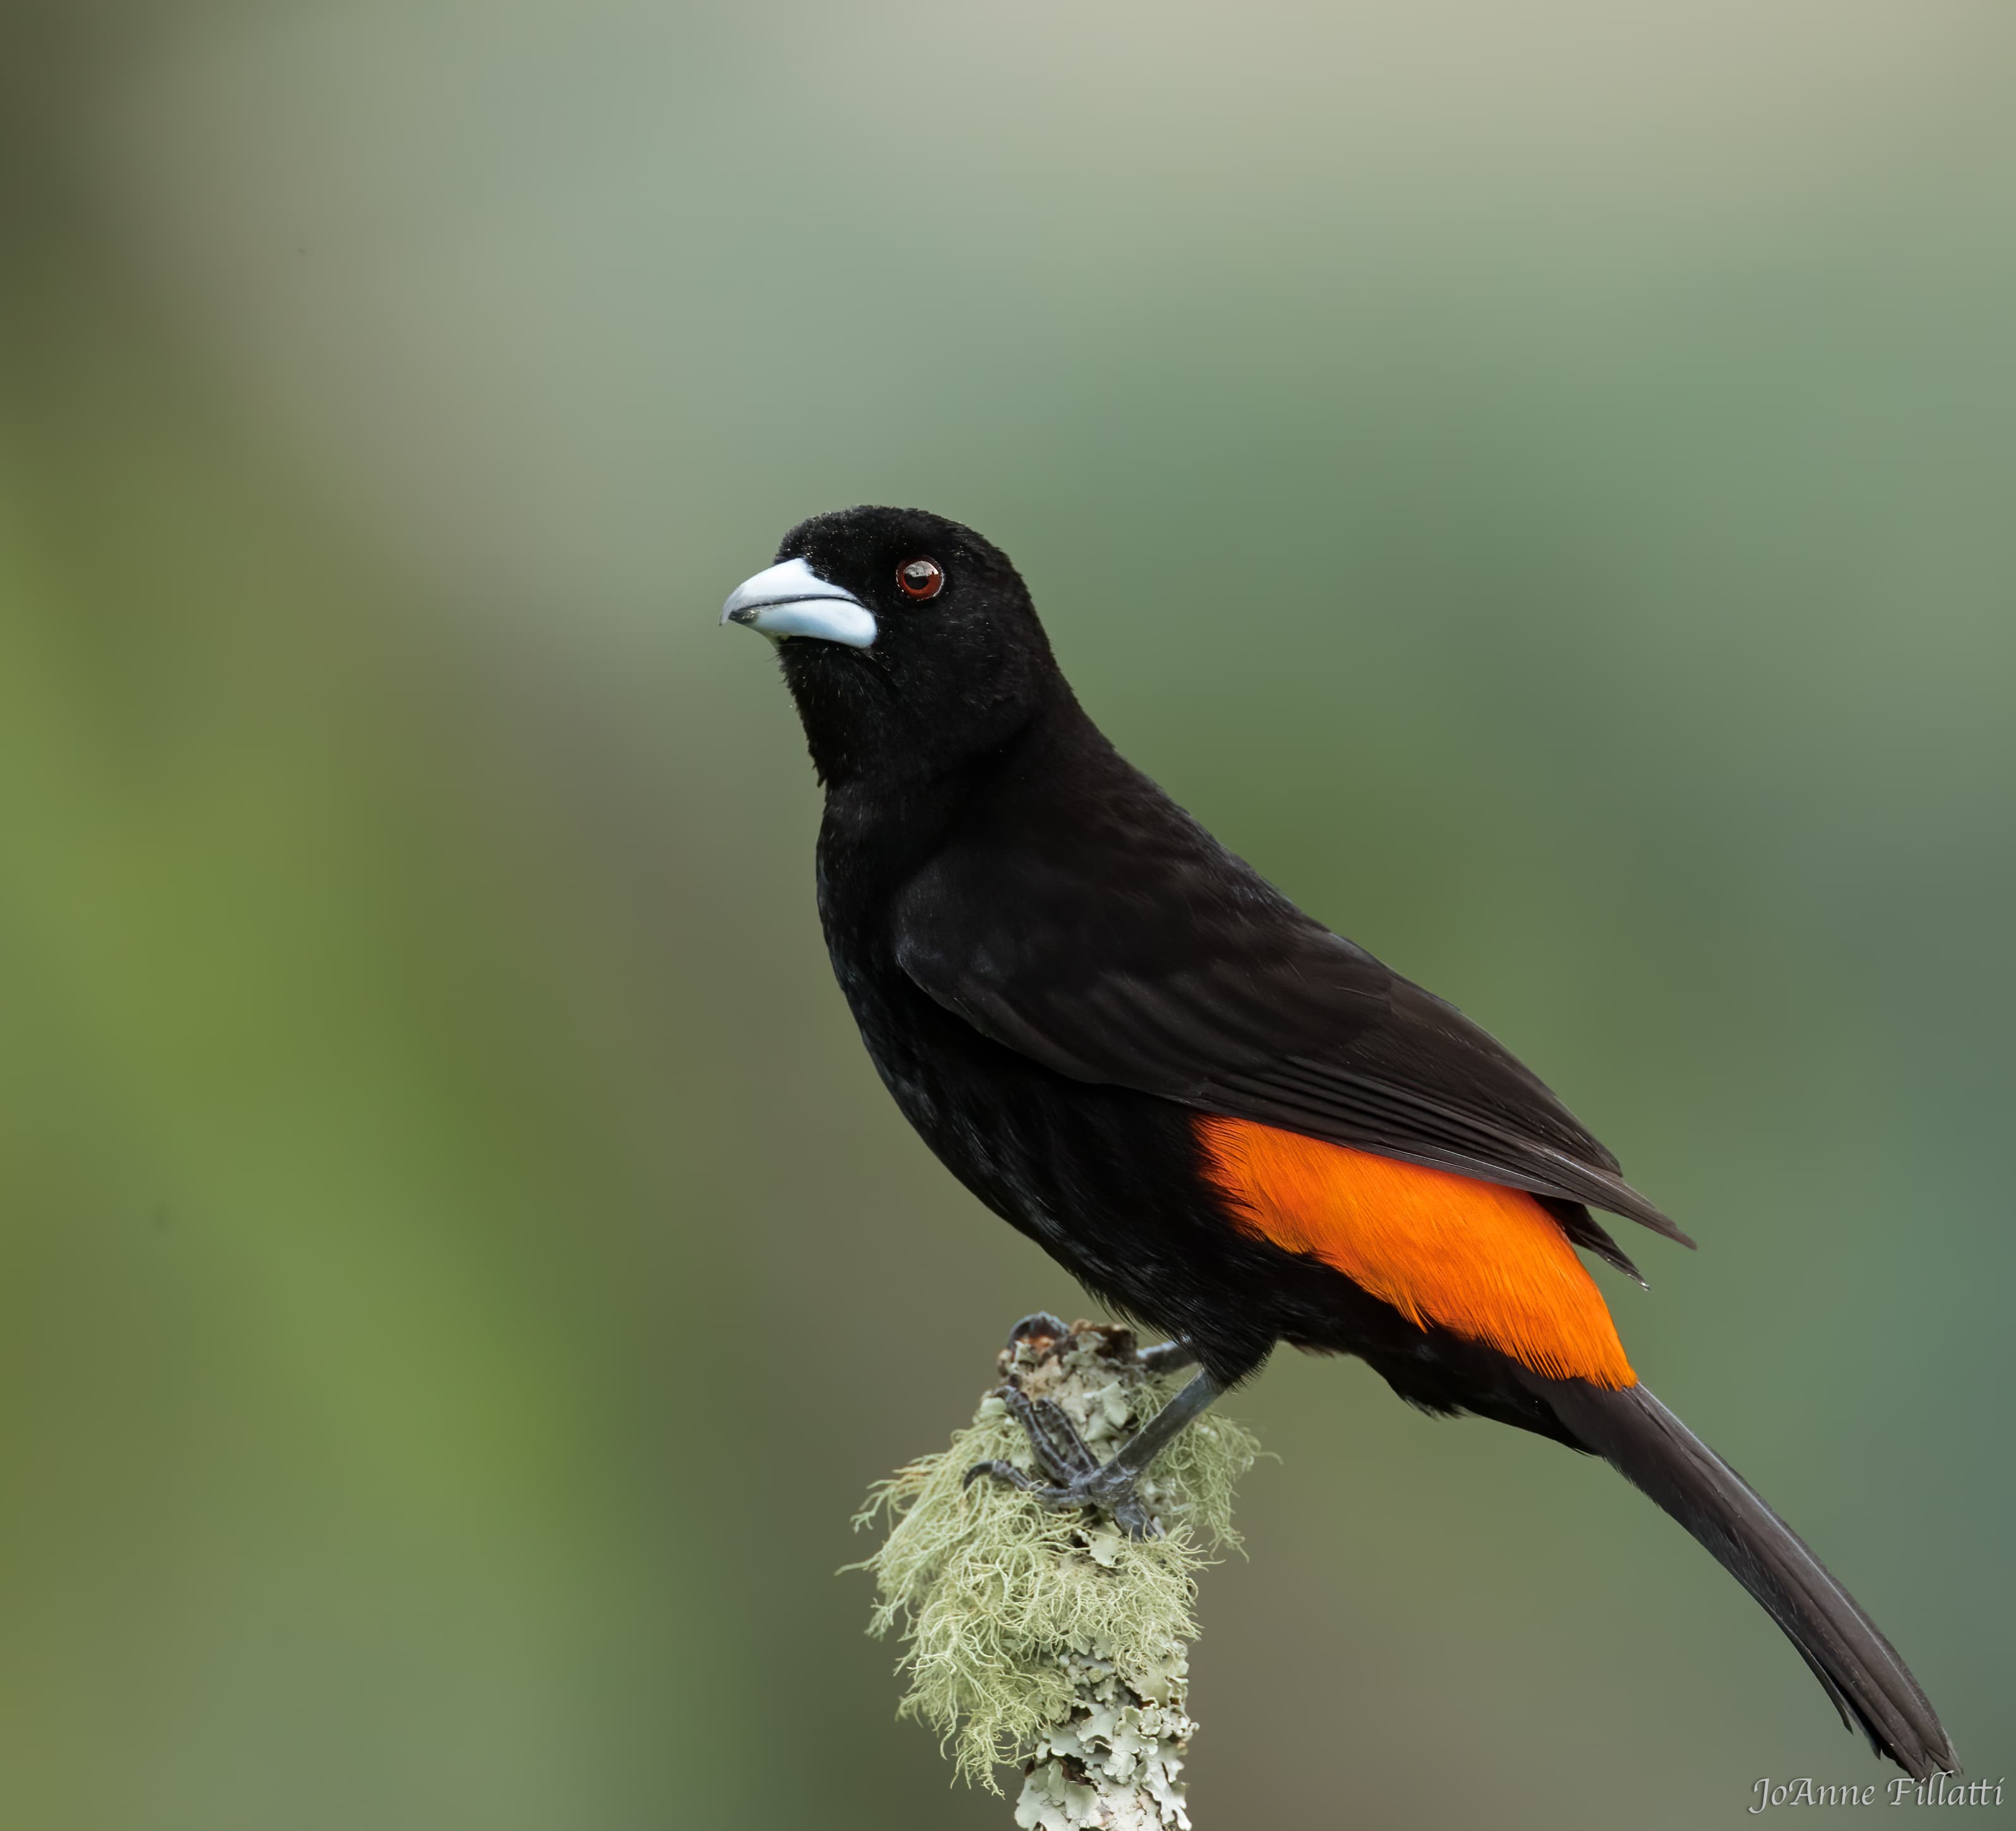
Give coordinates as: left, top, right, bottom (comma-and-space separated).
1014, 1643, 1197, 1831
851, 1324, 1261, 1806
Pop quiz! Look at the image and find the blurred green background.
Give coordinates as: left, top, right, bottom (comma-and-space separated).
2, 2, 2010, 1826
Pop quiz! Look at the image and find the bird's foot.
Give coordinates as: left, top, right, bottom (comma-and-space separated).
964, 1314, 1219, 1539
963, 1383, 1163, 1539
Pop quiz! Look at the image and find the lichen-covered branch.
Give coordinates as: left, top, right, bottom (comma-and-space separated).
853, 1319, 1260, 1828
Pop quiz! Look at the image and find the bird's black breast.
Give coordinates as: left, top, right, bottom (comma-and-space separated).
815, 805, 1105, 1252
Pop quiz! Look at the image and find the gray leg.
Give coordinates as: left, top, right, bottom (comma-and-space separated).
1136, 1338, 1198, 1374
964, 1369, 1225, 1539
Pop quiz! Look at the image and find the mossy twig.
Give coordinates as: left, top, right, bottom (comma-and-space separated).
853, 1319, 1260, 1827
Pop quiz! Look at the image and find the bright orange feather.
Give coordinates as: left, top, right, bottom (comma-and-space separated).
1194, 1115, 1636, 1388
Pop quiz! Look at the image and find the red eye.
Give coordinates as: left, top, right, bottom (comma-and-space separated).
897, 557, 944, 601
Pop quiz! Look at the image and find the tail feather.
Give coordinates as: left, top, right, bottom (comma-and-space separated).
1531, 1376, 1955, 1779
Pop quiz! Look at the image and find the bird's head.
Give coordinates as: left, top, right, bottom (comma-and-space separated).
721, 506, 1061, 787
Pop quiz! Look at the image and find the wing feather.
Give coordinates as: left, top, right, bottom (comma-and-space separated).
892, 764, 1691, 1250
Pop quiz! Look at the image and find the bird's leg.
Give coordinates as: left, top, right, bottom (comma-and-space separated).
964, 1367, 1225, 1540
1135, 1337, 1197, 1374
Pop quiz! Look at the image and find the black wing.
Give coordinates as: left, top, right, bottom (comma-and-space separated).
892, 756, 1692, 1255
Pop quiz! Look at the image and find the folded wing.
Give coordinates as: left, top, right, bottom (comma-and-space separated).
893, 773, 1691, 1254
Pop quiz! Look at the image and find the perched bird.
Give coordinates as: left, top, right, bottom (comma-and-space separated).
720, 505, 1953, 1777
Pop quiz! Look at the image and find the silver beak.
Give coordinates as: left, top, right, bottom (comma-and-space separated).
719, 556, 877, 648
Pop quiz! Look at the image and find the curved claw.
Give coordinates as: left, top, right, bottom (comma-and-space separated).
963, 1458, 1037, 1493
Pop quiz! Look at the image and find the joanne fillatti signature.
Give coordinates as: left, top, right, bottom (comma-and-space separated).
1751, 1775, 2004, 1812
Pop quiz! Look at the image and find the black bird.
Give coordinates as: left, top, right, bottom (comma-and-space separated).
720, 505, 1954, 1777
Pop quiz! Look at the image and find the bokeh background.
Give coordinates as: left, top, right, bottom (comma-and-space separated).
3, 2, 2012, 1826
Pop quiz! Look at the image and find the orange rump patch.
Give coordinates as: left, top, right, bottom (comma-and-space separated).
1194, 1115, 1636, 1388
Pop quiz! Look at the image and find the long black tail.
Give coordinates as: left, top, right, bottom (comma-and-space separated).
1530, 1375, 1955, 1778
